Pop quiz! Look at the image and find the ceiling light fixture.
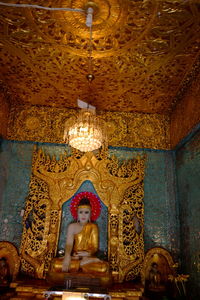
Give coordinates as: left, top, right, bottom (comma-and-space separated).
64, 5, 107, 152
65, 100, 105, 152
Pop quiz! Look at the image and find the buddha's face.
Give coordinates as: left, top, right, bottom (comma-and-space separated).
78, 207, 91, 224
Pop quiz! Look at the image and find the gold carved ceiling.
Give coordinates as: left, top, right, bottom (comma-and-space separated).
0, 0, 200, 115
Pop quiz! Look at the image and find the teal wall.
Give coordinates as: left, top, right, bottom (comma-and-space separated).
175, 127, 200, 299
0, 141, 33, 248
0, 140, 180, 259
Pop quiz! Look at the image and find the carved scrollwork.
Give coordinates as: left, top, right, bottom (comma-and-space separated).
117, 183, 144, 281
20, 174, 50, 278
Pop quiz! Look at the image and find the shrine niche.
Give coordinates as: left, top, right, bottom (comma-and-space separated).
0, 241, 20, 283
20, 147, 145, 283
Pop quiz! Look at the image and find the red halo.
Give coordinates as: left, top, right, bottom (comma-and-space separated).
70, 191, 101, 221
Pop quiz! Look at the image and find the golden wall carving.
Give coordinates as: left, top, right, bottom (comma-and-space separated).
0, 1, 199, 115
7, 104, 170, 149
20, 147, 145, 282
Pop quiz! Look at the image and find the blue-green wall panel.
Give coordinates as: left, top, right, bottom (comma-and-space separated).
144, 151, 179, 257
176, 129, 200, 298
0, 141, 34, 248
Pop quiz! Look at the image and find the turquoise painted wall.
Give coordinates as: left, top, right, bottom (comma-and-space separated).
0, 140, 180, 260
175, 128, 200, 299
0, 141, 33, 248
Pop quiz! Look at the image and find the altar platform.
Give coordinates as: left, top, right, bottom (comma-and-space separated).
3, 278, 144, 300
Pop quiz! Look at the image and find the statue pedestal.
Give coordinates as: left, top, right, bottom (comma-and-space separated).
9, 280, 144, 300
47, 271, 112, 288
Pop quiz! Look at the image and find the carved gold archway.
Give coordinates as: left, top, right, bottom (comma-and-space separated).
20, 147, 145, 283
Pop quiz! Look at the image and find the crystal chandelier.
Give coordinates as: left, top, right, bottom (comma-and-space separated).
64, 6, 107, 152
64, 107, 106, 152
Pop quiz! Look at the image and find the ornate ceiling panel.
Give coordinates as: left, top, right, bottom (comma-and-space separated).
0, 0, 199, 114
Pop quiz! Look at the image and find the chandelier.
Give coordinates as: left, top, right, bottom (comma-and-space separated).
64, 6, 107, 152
64, 107, 106, 152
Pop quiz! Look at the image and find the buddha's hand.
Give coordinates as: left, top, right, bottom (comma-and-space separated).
76, 251, 90, 257
62, 255, 71, 272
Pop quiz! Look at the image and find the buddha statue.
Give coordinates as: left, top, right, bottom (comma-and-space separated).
48, 196, 111, 286
148, 263, 161, 289
0, 258, 9, 285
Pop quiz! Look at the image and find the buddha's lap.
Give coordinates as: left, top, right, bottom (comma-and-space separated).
52, 257, 108, 274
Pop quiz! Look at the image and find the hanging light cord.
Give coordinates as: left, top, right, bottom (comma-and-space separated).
0, 2, 84, 13
85, 8, 94, 98
88, 24, 93, 76
86, 7, 94, 74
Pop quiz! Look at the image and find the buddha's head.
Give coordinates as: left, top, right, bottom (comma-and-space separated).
77, 197, 91, 224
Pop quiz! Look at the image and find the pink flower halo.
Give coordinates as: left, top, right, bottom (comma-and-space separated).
70, 191, 101, 221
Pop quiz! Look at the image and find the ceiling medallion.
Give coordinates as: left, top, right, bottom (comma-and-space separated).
17, 0, 156, 58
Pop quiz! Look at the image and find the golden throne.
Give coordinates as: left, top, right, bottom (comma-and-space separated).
19, 147, 145, 286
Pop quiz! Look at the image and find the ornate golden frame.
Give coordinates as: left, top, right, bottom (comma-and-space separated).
20, 147, 145, 283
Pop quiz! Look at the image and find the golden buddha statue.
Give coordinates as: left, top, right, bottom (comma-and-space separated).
48, 196, 111, 285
